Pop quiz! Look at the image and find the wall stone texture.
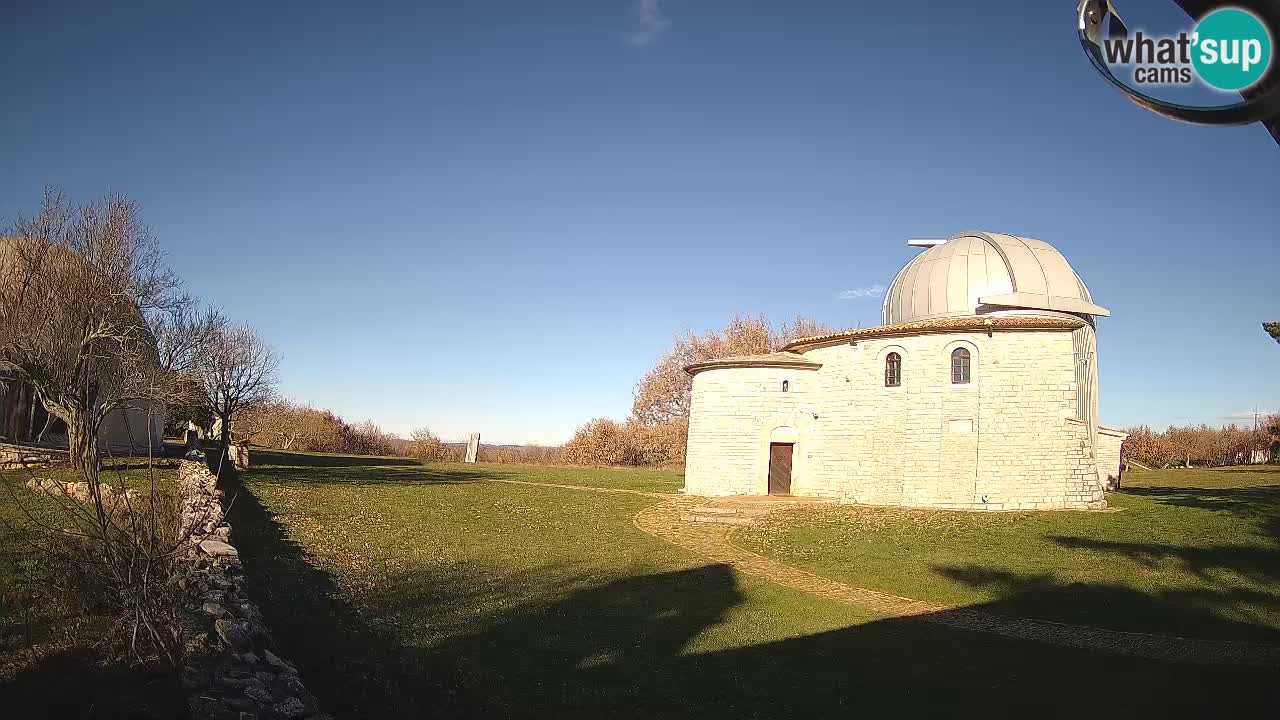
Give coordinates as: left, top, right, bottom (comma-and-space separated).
684, 328, 1112, 510
177, 453, 328, 720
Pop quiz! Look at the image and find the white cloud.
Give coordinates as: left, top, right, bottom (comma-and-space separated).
625, 0, 669, 47
837, 284, 886, 300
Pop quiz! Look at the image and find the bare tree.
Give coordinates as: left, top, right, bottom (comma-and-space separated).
0, 187, 184, 473
0, 187, 199, 668
631, 314, 831, 425
193, 321, 279, 455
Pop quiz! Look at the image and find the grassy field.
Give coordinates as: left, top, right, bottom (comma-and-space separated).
228, 450, 1278, 717
736, 465, 1280, 643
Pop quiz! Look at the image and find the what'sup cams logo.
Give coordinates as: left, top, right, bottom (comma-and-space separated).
1077, 1, 1280, 137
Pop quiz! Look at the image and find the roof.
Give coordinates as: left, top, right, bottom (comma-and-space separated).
781, 315, 1085, 353
882, 232, 1110, 325
684, 351, 822, 376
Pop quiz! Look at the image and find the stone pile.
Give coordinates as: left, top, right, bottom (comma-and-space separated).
176, 452, 328, 720
25, 476, 138, 504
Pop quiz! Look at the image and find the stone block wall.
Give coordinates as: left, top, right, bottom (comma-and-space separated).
685, 367, 811, 495
684, 328, 1107, 510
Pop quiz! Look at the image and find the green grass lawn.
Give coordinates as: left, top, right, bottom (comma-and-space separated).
736, 465, 1280, 643
230, 451, 1279, 717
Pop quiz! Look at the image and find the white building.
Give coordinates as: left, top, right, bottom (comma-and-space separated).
682, 232, 1126, 510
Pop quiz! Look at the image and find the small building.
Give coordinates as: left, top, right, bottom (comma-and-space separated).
682, 232, 1127, 510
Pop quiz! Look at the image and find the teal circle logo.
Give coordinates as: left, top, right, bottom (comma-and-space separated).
1191, 7, 1273, 91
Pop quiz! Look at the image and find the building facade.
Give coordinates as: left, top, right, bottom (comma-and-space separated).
683, 232, 1126, 510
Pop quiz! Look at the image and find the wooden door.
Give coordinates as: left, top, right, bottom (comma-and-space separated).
768, 443, 793, 495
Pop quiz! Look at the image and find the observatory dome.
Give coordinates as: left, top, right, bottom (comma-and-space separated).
881, 231, 1109, 325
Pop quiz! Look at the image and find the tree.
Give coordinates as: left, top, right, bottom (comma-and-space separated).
0, 187, 195, 668
775, 315, 835, 347
193, 321, 279, 455
1265, 321, 1280, 344
0, 187, 184, 473
631, 314, 831, 424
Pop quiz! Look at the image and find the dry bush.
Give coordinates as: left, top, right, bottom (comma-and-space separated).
562, 418, 640, 466
239, 400, 346, 452
1124, 418, 1277, 468
408, 427, 451, 461
479, 444, 561, 464
344, 420, 400, 456
2, 462, 189, 669
628, 417, 688, 467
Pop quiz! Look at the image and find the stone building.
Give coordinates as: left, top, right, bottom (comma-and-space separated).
683, 231, 1127, 510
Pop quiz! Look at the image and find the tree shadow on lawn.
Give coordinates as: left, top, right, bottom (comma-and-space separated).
246, 459, 509, 487
1120, 482, 1280, 551
250, 449, 421, 468
228, 483, 1280, 718
0, 650, 184, 720
936, 562, 1280, 643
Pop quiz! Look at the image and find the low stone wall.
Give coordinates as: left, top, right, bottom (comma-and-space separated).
176, 453, 327, 720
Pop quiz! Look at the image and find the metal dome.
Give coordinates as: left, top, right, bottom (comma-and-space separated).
881, 231, 1109, 325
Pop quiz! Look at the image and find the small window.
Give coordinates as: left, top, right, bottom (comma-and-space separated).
951, 348, 971, 384
781, 380, 790, 392
884, 352, 901, 387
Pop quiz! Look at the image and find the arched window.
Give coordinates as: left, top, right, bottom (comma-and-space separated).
781, 380, 790, 392
884, 352, 901, 387
950, 347, 971, 384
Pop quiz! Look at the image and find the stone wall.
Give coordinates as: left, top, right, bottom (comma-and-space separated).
684, 328, 1106, 510
176, 453, 328, 720
1097, 426, 1128, 490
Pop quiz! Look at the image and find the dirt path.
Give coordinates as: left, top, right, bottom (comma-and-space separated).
490, 480, 1280, 667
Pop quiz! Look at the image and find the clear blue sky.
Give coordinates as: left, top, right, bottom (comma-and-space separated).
2, 0, 1276, 444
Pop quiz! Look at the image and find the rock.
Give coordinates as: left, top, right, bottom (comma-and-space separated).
184, 631, 210, 654
181, 668, 210, 691
215, 618, 257, 651
272, 697, 307, 719
200, 539, 239, 558
272, 673, 311, 703
261, 649, 295, 673
240, 650, 260, 664
190, 696, 237, 720
244, 685, 274, 705
203, 602, 227, 617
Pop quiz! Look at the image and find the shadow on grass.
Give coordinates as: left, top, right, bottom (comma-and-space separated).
246, 451, 509, 487
936, 562, 1280, 643
0, 644, 183, 720
226, 480, 1280, 717
250, 449, 421, 468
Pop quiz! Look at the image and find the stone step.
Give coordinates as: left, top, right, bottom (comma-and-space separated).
679, 513, 757, 527
692, 505, 773, 517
